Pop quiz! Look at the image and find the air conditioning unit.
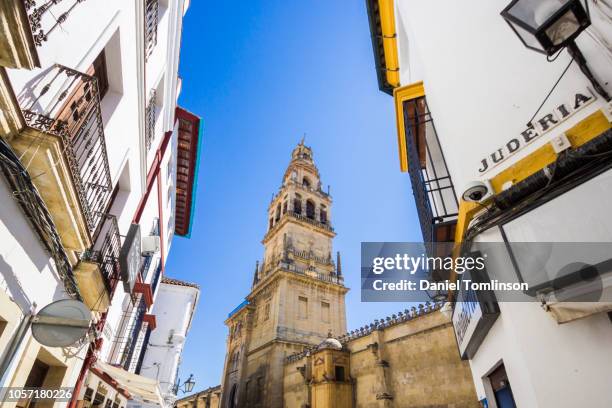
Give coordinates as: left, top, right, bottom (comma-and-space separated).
141, 235, 161, 255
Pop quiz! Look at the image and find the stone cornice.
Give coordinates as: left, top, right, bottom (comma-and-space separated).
248, 268, 348, 301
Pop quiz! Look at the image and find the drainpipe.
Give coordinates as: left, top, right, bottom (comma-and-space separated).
0, 311, 34, 386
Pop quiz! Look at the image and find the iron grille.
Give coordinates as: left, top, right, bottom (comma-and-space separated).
403, 96, 459, 244
24, 0, 89, 47
145, 89, 156, 151
131, 322, 151, 373
144, 0, 159, 61
0, 138, 80, 299
81, 214, 121, 288
20, 64, 113, 240
121, 297, 146, 370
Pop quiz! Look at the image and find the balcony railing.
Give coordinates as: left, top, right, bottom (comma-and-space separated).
402, 96, 458, 245
144, 0, 159, 61
145, 89, 156, 151
81, 214, 121, 287
20, 64, 113, 239
25, 0, 88, 47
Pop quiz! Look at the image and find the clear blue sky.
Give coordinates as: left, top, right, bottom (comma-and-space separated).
167, 0, 422, 391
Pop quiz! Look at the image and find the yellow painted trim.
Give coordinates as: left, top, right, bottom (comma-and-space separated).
491, 110, 612, 193
447, 109, 611, 295
378, 0, 400, 88
448, 201, 481, 300
393, 82, 425, 172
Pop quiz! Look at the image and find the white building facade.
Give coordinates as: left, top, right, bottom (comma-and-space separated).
0, 0, 201, 407
366, 1, 612, 407
138, 277, 199, 407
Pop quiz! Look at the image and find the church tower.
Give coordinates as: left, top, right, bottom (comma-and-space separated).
220, 141, 348, 408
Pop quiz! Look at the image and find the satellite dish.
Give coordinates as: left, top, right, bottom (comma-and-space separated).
31, 299, 92, 347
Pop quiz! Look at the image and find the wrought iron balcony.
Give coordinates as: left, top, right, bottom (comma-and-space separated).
144, 0, 159, 61
81, 214, 121, 285
402, 96, 459, 245
18, 64, 113, 243
74, 214, 120, 312
145, 89, 156, 151
24, 0, 88, 47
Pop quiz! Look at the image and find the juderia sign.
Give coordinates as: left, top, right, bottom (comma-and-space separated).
478, 90, 595, 175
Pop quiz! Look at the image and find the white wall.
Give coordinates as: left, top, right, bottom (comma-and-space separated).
394, 0, 612, 192
1, 0, 189, 394
139, 282, 199, 406
391, 2, 612, 407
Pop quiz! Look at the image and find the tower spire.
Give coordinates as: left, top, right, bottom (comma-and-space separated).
336, 251, 342, 277
253, 260, 259, 286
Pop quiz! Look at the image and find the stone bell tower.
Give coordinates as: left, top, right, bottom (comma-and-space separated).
220, 140, 348, 408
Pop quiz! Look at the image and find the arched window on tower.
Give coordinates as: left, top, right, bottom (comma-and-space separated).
282, 200, 288, 214
275, 203, 281, 222
269, 217, 274, 230
294, 194, 302, 215
302, 177, 311, 188
306, 199, 315, 220
320, 204, 327, 224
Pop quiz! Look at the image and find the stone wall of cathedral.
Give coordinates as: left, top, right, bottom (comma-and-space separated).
282, 305, 480, 408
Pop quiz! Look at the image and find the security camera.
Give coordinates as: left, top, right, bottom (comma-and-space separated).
462, 180, 492, 202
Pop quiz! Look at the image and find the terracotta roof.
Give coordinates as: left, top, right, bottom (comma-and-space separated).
161, 276, 200, 289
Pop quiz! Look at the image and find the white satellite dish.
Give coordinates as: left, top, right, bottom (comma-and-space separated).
31, 299, 92, 347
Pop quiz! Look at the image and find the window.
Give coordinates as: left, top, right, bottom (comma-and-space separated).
264, 303, 271, 321
90, 49, 109, 99
399, 91, 458, 246
294, 194, 302, 215
269, 218, 274, 230
321, 302, 330, 323
487, 363, 517, 408
167, 157, 173, 181
84, 387, 94, 402
320, 205, 327, 224
255, 377, 264, 403
145, 0, 159, 60
306, 200, 315, 220
282, 201, 288, 214
335, 366, 345, 382
275, 204, 281, 222
145, 89, 157, 151
302, 177, 311, 188
298, 296, 308, 319
230, 350, 240, 370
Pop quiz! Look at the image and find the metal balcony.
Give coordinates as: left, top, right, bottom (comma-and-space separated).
0, 0, 90, 69
75, 214, 121, 312
145, 89, 156, 151
402, 96, 459, 246
14, 64, 113, 250
144, 0, 159, 61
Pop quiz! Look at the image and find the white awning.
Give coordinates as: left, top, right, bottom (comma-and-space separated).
95, 361, 164, 406
547, 302, 612, 324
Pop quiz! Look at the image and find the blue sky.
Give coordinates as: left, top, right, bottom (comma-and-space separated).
168, 0, 422, 391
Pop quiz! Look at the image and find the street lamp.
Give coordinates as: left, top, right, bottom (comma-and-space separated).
501, 0, 611, 101
174, 374, 196, 394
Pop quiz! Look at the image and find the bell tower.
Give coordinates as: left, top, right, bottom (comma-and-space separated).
221, 140, 348, 408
